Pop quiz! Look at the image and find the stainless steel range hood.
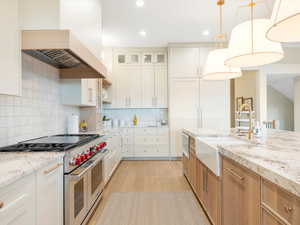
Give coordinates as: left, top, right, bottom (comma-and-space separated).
22, 30, 107, 79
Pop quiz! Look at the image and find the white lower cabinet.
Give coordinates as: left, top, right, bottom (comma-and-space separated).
0, 174, 36, 225
36, 161, 64, 225
103, 134, 122, 184
122, 127, 170, 158
0, 158, 63, 225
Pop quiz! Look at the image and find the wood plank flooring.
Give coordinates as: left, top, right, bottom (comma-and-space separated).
87, 160, 210, 225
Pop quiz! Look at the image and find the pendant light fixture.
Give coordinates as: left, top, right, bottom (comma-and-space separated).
225, 0, 284, 68
203, 0, 242, 80
266, 0, 300, 42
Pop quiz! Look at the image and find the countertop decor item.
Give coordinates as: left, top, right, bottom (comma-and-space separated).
133, 115, 138, 126
225, 1, 284, 67
67, 115, 79, 134
80, 120, 88, 132
267, 0, 300, 43
203, 0, 242, 80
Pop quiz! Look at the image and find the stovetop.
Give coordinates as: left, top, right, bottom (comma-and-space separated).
0, 134, 100, 152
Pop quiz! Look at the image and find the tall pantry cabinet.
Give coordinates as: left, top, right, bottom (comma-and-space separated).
168, 46, 230, 157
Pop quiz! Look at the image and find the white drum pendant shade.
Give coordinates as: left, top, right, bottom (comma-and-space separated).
225, 19, 284, 68
203, 48, 242, 80
267, 0, 300, 42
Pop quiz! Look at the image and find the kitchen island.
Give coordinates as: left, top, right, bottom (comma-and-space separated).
182, 128, 300, 225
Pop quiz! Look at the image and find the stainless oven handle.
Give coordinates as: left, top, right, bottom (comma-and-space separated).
68, 154, 104, 180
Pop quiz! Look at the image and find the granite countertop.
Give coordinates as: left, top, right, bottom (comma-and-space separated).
0, 152, 64, 189
183, 128, 300, 198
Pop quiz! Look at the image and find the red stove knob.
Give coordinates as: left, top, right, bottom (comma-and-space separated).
75, 158, 81, 165
80, 154, 86, 162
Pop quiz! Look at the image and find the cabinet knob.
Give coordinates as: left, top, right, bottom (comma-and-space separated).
0, 201, 4, 209
284, 205, 294, 213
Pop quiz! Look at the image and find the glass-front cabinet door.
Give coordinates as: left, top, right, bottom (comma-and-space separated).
117, 54, 126, 64
155, 52, 166, 65
128, 53, 140, 65
143, 53, 153, 64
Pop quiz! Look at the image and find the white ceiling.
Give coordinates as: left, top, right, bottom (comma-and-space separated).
102, 0, 275, 47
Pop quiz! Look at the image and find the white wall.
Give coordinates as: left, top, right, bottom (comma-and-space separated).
0, 54, 79, 147
294, 77, 300, 131
267, 86, 294, 131
60, 0, 103, 59
20, 0, 103, 60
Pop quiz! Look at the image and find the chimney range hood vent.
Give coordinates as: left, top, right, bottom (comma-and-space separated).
22, 30, 107, 79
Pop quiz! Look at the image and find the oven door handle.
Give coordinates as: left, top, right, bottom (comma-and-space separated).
68, 155, 103, 180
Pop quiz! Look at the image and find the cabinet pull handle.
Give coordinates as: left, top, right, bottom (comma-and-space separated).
44, 163, 63, 175
284, 205, 294, 213
203, 170, 206, 192
0, 201, 4, 209
88, 88, 93, 102
225, 168, 244, 181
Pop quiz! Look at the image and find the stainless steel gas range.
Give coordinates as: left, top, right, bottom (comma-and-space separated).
0, 134, 107, 225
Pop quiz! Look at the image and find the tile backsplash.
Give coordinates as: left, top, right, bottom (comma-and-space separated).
103, 108, 168, 127
0, 54, 79, 147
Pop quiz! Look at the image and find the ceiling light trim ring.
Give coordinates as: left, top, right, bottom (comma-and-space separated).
266, 12, 300, 42
225, 51, 284, 66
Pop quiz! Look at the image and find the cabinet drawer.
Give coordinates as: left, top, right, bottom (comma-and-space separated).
0, 174, 35, 225
262, 207, 287, 225
222, 157, 251, 182
261, 179, 300, 225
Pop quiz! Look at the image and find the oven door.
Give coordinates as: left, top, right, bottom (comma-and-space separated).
64, 153, 104, 225
64, 164, 89, 225
87, 156, 104, 209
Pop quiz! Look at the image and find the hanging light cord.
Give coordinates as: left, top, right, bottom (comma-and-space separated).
251, 0, 254, 54
217, 0, 225, 48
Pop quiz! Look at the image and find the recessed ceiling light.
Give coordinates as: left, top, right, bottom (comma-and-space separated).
202, 30, 210, 36
139, 30, 147, 37
136, 0, 144, 8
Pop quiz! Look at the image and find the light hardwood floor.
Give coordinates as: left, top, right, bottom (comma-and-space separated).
87, 160, 207, 225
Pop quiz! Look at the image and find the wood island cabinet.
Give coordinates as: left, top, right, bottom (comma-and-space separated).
205, 169, 221, 225
184, 149, 220, 225
222, 157, 261, 225
195, 158, 205, 202
261, 179, 300, 225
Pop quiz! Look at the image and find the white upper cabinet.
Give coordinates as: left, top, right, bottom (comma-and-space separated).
105, 48, 168, 109
168, 47, 213, 78
155, 66, 168, 108
20, 0, 103, 60
142, 66, 156, 108
169, 47, 200, 77
0, 0, 21, 96
61, 79, 97, 107
116, 53, 141, 65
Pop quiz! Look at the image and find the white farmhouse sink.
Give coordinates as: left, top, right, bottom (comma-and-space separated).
196, 136, 248, 176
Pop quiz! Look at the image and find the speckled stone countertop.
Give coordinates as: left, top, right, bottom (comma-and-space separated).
0, 152, 64, 189
183, 128, 300, 198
